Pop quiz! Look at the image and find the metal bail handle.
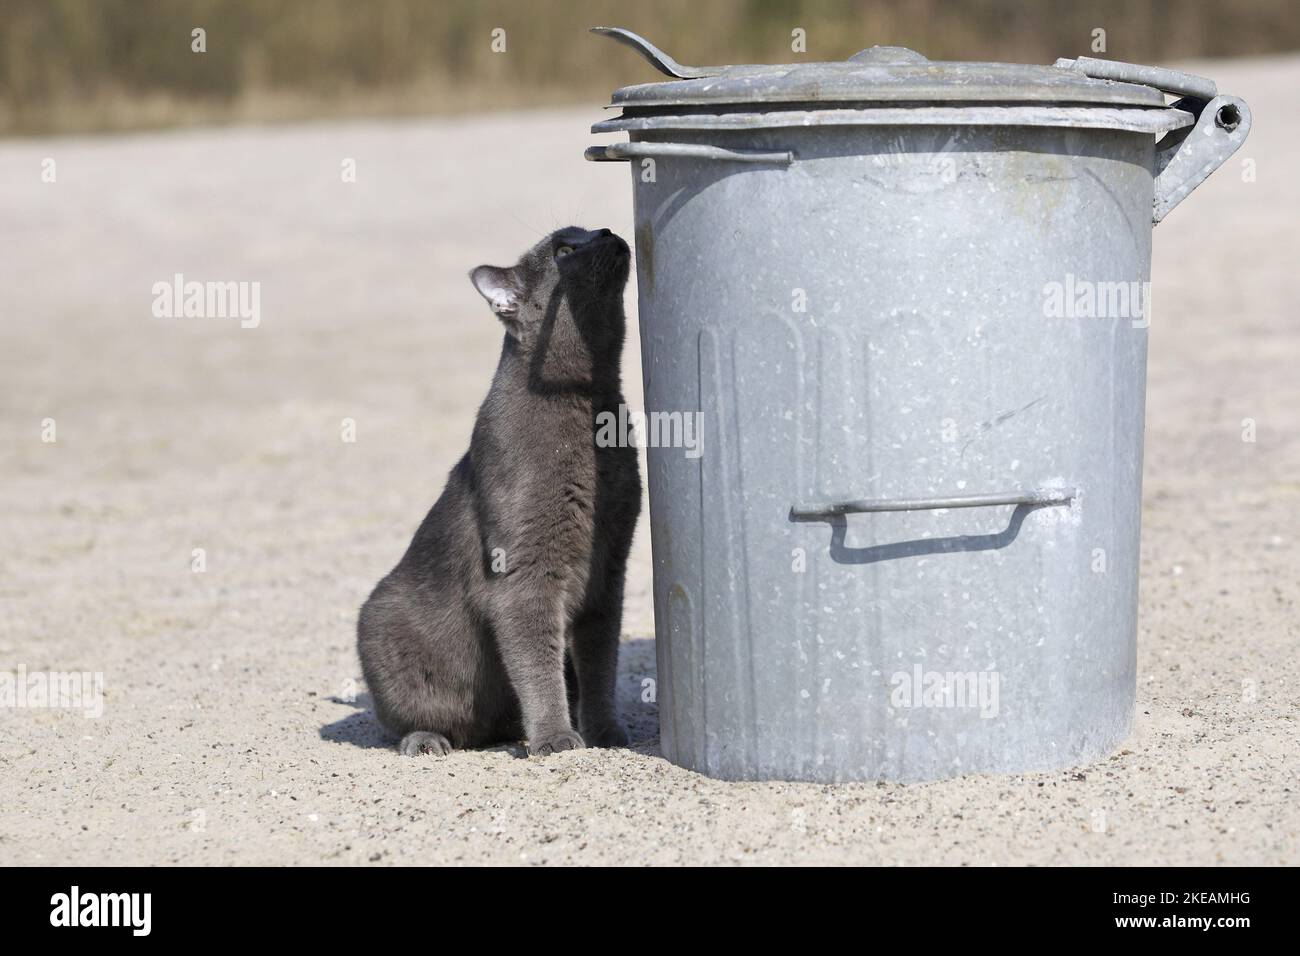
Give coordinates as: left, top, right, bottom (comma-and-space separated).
1055, 56, 1218, 100
790, 488, 1076, 521
1056, 56, 1252, 224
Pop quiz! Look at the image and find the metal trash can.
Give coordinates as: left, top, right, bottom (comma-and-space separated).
586, 28, 1250, 782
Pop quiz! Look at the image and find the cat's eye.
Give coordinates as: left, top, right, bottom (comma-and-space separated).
555, 245, 574, 258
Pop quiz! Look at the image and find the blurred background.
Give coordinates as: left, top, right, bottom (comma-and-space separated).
4, 0, 1300, 137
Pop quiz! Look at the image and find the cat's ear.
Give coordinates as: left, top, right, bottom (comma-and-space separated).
470, 265, 522, 319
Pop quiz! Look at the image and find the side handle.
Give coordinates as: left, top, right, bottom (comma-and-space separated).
585, 142, 794, 166
790, 488, 1076, 521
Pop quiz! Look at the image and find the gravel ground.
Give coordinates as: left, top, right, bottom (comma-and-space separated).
1, 55, 1297, 866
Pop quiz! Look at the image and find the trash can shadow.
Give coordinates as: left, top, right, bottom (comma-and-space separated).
802, 502, 1045, 565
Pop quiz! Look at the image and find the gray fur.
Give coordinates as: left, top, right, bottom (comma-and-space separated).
357, 227, 641, 757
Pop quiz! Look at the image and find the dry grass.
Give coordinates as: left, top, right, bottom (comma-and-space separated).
3, 0, 1299, 137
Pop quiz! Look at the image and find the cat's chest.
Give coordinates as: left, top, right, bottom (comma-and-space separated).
494, 394, 632, 521
526, 429, 632, 529
537, 442, 598, 512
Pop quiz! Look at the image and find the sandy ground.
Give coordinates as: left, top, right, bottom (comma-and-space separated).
1, 55, 1297, 866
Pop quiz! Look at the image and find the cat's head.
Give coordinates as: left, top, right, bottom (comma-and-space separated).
469, 226, 630, 361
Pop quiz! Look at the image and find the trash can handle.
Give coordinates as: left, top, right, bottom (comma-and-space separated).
1054, 56, 1217, 100
1148, 93, 1251, 224
789, 488, 1075, 521
590, 26, 723, 79
1055, 57, 1251, 224
585, 143, 794, 166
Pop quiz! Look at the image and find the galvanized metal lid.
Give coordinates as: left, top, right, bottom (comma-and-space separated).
594, 27, 1181, 110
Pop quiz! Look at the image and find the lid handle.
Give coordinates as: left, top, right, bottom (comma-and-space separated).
590, 27, 722, 79
1054, 56, 1217, 101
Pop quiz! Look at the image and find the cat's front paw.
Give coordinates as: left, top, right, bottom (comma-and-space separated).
582, 720, 630, 749
527, 729, 585, 757
399, 731, 453, 757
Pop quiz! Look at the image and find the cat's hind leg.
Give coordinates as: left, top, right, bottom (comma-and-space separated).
358, 577, 480, 756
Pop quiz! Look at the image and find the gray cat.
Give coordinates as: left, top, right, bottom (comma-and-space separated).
357, 226, 641, 757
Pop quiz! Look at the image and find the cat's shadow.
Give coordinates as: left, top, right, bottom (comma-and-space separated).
318, 636, 661, 758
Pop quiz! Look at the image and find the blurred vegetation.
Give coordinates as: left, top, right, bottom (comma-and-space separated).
2, 0, 1297, 136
